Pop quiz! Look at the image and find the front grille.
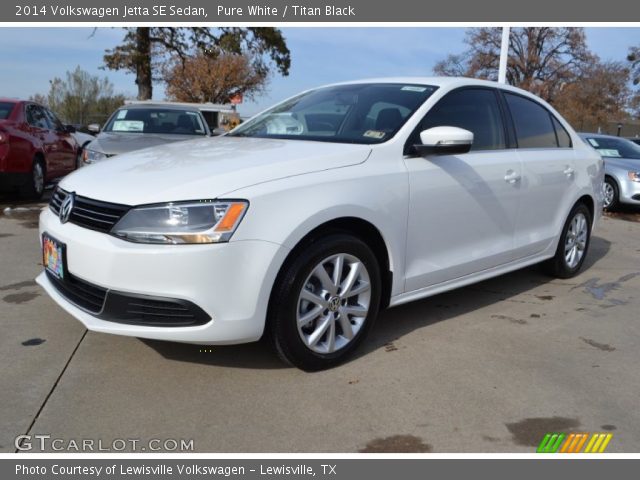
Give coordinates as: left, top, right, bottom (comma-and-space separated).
46, 270, 108, 314
49, 188, 130, 233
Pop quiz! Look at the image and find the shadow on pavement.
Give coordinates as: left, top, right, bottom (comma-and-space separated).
142, 235, 611, 370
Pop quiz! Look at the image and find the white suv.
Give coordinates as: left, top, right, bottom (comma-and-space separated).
37, 78, 604, 370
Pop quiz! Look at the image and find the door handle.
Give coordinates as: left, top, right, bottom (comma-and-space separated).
563, 166, 575, 177
504, 170, 521, 184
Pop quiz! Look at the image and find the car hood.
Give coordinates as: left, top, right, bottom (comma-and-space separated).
90, 132, 203, 156
59, 136, 372, 205
604, 156, 640, 170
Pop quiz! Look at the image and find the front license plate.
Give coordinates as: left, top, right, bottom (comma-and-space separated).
42, 234, 66, 280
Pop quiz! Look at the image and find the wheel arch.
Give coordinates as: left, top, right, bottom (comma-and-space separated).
271, 216, 394, 313
577, 193, 595, 224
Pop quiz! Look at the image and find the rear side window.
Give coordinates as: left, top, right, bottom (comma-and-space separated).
504, 93, 557, 148
0, 102, 15, 120
551, 116, 572, 148
418, 88, 506, 151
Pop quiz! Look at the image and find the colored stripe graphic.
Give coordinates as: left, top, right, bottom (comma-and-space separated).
537, 433, 612, 453
537, 433, 566, 453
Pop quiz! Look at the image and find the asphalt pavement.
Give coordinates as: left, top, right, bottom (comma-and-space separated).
1, 190, 639, 453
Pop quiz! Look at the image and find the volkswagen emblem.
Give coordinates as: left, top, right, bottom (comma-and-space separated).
328, 296, 341, 312
59, 192, 75, 224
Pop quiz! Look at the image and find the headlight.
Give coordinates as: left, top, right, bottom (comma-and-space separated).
628, 171, 640, 183
111, 200, 248, 244
82, 148, 106, 164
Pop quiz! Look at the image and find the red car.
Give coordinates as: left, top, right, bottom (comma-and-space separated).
0, 99, 78, 199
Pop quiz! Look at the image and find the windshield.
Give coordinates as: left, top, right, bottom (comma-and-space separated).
104, 108, 207, 136
229, 83, 438, 144
0, 102, 15, 120
585, 136, 640, 160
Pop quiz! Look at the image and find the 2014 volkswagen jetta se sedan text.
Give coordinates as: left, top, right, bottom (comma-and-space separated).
37, 78, 604, 370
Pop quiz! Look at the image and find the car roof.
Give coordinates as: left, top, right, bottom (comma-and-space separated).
0, 98, 20, 104
318, 77, 549, 101
117, 103, 201, 112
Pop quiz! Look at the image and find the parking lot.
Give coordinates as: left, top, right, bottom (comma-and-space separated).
1, 190, 639, 453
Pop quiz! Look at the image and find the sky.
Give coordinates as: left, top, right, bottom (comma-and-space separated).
0, 27, 637, 116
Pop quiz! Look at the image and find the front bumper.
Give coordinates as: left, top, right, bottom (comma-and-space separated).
37, 208, 289, 344
618, 177, 640, 205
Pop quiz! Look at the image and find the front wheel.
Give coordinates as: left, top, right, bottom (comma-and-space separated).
268, 234, 381, 371
543, 203, 592, 279
603, 177, 619, 210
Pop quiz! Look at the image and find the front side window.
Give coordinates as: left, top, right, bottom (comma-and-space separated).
104, 108, 207, 136
26, 105, 51, 130
44, 109, 64, 131
229, 83, 438, 144
416, 88, 506, 151
504, 93, 558, 148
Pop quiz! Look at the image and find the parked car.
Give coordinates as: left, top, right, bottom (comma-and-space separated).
0, 99, 78, 198
124, 100, 236, 134
580, 133, 640, 209
67, 129, 96, 168
37, 78, 603, 370
627, 137, 640, 146
82, 103, 211, 165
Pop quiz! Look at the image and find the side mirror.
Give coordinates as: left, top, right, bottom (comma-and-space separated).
64, 124, 76, 133
413, 126, 473, 156
210, 128, 227, 136
87, 123, 101, 134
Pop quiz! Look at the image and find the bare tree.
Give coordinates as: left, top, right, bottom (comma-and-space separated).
434, 27, 595, 102
553, 61, 632, 131
103, 27, 290, 100
164, 52, 268, 104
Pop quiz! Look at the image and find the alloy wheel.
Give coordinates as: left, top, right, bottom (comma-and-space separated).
33, 162, 44, 195
603, 182, 615, 208
296, 253, 371, 354
564, 212, 588, 269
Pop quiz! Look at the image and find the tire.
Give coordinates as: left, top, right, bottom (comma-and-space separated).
268, 234, 382, 371
603, 177, 619, 210
542, 203, 592, 279
20, 157, 45, 200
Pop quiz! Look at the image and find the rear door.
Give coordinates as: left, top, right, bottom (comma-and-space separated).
403, 87, 522, 291
502, 92, 577, 258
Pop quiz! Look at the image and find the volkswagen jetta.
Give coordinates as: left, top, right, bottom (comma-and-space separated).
37, 78, 604, 370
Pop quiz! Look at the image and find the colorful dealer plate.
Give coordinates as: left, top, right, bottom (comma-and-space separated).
43, 234, 66, 279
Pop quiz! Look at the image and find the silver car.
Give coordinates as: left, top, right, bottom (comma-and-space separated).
580, 133, 640, 209
82, 104, 211, 165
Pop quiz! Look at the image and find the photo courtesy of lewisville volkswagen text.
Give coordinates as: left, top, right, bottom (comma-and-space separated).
1, 0, 640, 476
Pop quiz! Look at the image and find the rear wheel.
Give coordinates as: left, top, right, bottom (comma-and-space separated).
543, 203, 592, 279
268, 234, 381, 371
603, 177, 619, 210
20, 157, 45, 200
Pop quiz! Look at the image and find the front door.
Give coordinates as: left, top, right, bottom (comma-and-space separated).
403, 88, 522, 292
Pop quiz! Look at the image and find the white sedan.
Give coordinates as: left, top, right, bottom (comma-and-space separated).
37, 77, 604, 370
